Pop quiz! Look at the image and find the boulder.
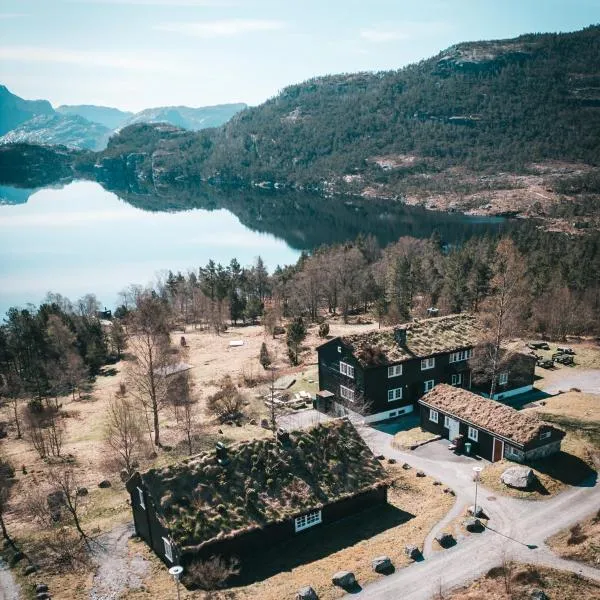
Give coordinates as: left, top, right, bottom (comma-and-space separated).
261, 419, 270, 429
76, 487, 88, 497
433, 481, 442, 486
530, 591, 549, 600
416, 471, 426, 477
23, 564, 37, 575
250, 419, 257, 426
468, 505, 486, 518
35, 584, 49, 594
36, 594, 50, 600
332, 571, 356, 588
376, 455, 385, 460
501, 466, 536, 490
464, 518, 483, 532
402, 463, 412, 470
98, 480, 112, 489
435, 532, 454, 548
372, 556, 393, 573
119, 469, 129, 482
296, 586, 318, 600
10, 551, 24, 565
404, 545, 421, 560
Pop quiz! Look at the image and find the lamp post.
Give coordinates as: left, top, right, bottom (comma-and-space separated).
169, 565, 184, 600
473, 466, 483, 516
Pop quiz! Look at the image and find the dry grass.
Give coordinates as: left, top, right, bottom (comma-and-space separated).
480, 432, 596, 499
446, 563, 600, 599
547, 510, 600, 569
392, 426, 438, 449
232, 465, 454, 600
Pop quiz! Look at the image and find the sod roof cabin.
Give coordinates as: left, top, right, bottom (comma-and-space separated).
126, 419, 389, 567
341, 313, 479, 367
419, 384, 565, 463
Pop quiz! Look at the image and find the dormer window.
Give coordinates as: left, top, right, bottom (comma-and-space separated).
421, 357, 435, 370
388, 365, 402, 378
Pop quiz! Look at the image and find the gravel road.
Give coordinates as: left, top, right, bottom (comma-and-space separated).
0, 559, 20, 600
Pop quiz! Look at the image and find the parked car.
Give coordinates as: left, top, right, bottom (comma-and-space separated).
529, 341, 550, 350
555, 355, 574, 365
556, 346, 575, 355
537, 358, 554, 369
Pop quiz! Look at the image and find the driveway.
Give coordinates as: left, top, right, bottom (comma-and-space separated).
539, 368, 600, 395
348, 425, 600, 599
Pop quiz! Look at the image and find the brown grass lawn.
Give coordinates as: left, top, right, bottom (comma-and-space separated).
547, 510, 600, 569
392, 426, 438, 450
446, 563, 600, 600
480, 391, 599, 499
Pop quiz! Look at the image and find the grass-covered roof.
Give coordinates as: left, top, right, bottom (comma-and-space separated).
340, 313, 479, 367
141, 419, 388, 550
419, 384, 565, 446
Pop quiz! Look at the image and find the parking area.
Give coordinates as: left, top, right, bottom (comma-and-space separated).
412, 437, 487, 465
538, 368, 600, 395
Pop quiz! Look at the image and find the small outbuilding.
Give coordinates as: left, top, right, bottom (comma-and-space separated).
418, 384, 565, 463
126, 419, 389, 569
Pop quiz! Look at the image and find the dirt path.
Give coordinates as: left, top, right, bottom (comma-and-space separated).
89, 523, 149, 600
351, 428, 600, 599
0, 559, 20, 600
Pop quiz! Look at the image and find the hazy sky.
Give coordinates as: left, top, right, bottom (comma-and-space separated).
1, 0, 598, 111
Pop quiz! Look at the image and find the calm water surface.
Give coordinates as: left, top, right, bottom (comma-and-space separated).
0, 181, 301, 313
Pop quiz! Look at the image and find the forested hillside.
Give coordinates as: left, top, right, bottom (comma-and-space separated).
98, 27, 600, 185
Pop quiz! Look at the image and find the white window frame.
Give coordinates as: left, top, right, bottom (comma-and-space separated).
421, 357, 435, 370
387, 387, 403, 402
424, 379, 435, 393
449, 349, 473, 363
540, 431, 551, 440
162, 537, 173, 562
498, 372, 509, 385
387, 364, 403, 378
137, 487, 145, 510
467, 426, 479, 442
451, 373, 462, 386
337, 346, 342, 353
429, 409, 439, 423
295, 509, 322, 532
505, 445, 524, 460
444, 415, 450, 428
339, 361, 354, 379
339, 385, 355, 402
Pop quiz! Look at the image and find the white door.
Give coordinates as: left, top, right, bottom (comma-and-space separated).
448, 418, 460, 441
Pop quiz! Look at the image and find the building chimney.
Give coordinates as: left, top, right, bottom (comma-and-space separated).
394, 328, 407, 346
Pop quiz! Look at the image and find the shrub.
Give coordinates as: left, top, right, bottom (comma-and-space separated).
188, 555, 240, 590
567, 523, 587, 545
318, 322, 330, 338
207, 375, 246, 423
259, 342, 272, 370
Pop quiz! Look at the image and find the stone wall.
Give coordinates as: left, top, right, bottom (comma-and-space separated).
524, 440, 561, 461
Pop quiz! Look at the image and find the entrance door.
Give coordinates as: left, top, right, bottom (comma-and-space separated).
493, 438, 504, 462
447, 418, 460, 441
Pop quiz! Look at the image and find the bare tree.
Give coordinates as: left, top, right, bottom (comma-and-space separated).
168, 365, 199, 455
0, 371, 23, 438
126, 293, 172, 447
477, 239, 529, 398
207, 376, 245, 423
23, 403, 65, 459
50, 467, 91, 547
105, 395, 145, 476
0, 456, 17, 550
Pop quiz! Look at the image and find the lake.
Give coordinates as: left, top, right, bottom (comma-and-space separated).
0, 180, 509, 315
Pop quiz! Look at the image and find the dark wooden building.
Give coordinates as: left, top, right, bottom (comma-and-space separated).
418, 384, 565, 462
316, 314, 536, 423
126, 419, 388, 569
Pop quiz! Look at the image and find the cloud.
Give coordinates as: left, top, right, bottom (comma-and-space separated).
155, 18, 286, 38
0, 46, 175, 72
360, 22, 451, 43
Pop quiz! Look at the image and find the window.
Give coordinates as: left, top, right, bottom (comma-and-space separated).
421, 357, 435, 370
340, 385, 354, 402
505, 445, 524, 460
451, 373, 462, 386
467, 427, 479, 442
449, 349, 473, 363
388, 364, 403, 378
387, 387, 403, 402
424, 379, 435, 393
429, 409, 439, 423
498, 372, 509, 385
137, 487, 145, 510
540, 431, 551, 440
162, 537, 173, 562
295, 510, 322, 532
337, 346, 341, 353
389, 411, 398, 417
444, 415, 450, 428
339, 361, 354, 378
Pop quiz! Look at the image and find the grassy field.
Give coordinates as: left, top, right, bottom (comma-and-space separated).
392, 426, 439, 450
547, 510, 600, 569
445, 563, 600, 600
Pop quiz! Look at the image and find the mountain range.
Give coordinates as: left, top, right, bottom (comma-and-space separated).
0, 86, 247, 150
